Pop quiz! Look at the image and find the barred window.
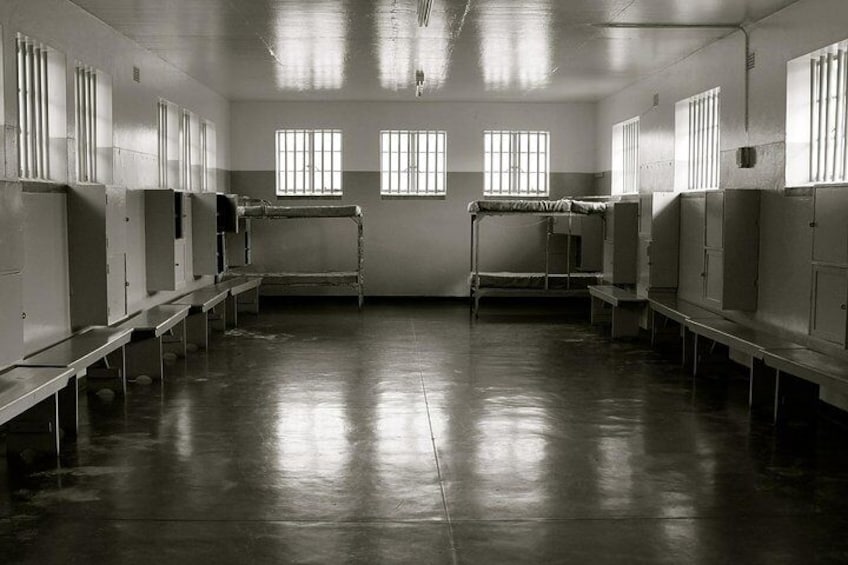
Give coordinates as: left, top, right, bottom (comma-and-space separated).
17, 34, 51, 180
74, 65, 97, 182
674, 88, 721, 191
276, 129, 342, 196
158, 99, 180, 188
201, 119, 216, 192
611, 117, 639, 194
809, 44, 848, 184
484, 130, 549, 197
380, 130, 446, 196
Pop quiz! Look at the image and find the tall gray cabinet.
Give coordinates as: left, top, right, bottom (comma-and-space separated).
0, 181, 24, 367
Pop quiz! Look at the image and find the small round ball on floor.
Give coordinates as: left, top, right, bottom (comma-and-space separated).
186, 343, 199, 353
163, 352, 178, 362
135, 375, 153, 385
95, 388, 115, 402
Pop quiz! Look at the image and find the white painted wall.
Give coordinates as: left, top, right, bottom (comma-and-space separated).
0, 0, 232, 355
595, 0, 848, 404
0, 0, 230, 187
231, 101, 596, 173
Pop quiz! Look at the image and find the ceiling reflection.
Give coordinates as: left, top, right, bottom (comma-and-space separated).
376, 0, 450, 92
478, 0, 553, 91
275, 394, 349, 476
271, 1, 348, 91
476, 397, 548, 504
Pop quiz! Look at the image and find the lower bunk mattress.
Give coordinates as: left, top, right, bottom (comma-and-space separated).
471, 272, 601, 290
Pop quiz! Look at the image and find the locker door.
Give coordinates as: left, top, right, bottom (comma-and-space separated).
107, 253, 127, 324
813, 188, 848, 265
704, 249, 724, 306
811, 265, 848, 346
0, 273, 24, 367
705, 191, 724, 249
678, 196, 706, 304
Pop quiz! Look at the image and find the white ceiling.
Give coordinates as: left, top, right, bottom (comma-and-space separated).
70, 0, 800, 102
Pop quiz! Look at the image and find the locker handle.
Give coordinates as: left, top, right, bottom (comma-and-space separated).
842, 304, 847, 311
809, 222, 817, 228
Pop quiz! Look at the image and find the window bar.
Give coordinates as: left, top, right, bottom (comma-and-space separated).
810, 58, 818, 182
699, 94, 713, 188
698, 94, 713, 188
824, 53, 833, 182
842, 49, 848, 181
714, 91, 720, 188
285, 130, 290, 193
41, 45, 50, 179
28, 42, 38, 178
75, 68, 82, 181
302, 129, 306, 194
90, 70, 97, 182
623, 124, 629, 193
693, 97, 700, 189
17, 39, 27, 178
831, 51, 844, 181
688, 99, 694, 189
817, 54, 827, 182
693, 97, 700, 188
705, 94, 712, 188
714, 91, 721, 188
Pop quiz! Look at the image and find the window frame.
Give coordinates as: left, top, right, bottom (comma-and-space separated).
483, 130, 550, 198
275, 129, 343, 197
611, 116, 640, 195
786, 39, 848, 188
380, 130, 447, 197
674, 87, 721, 192
16, 33, 66, 182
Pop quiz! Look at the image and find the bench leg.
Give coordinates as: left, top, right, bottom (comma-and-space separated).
237, 289, 260, 315
87, 346, 127, 396
750, 358, 777, 418
163, 321, 187, 358
775, 370, 820, 427
611, 306, 640, 338
226, 295, 238, 328
209, 304, 226, 333
185, 312, 209, 351
7, 394, 61, 462
126, 336, 164, 381
58, 376, 80, 439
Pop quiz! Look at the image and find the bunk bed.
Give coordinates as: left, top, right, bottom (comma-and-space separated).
236, 200, 365, 308
468, 198, 608, 316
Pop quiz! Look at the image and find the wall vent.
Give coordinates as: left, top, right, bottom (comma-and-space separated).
133, 66, 141, 83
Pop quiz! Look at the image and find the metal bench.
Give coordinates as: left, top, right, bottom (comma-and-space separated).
18, 326, 133, 401
647, 293, 723, 366
588, 285, 647, 338
116, 304, 190, 382
757, 347, 848, 424
213, 276, 262, 328
0, 366, 76, 462
171, 288, 229, 351
685, 318, 806, 410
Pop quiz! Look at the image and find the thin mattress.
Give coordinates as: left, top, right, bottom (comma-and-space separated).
238, 203, 363, 219
472, 272, 601, 290
468, 199, 607, 215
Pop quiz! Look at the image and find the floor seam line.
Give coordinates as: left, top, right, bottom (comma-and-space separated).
411, 318, 460, 565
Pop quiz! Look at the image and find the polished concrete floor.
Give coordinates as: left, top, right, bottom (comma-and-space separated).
3, 299, 848, 564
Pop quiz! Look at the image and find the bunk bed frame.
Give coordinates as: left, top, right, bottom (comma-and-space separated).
468, 198, 607, 316
236, 200, 364, 308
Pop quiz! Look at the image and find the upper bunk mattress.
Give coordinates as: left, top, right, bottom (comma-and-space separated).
468, 199, 607, 215
238, 203, 363, 219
